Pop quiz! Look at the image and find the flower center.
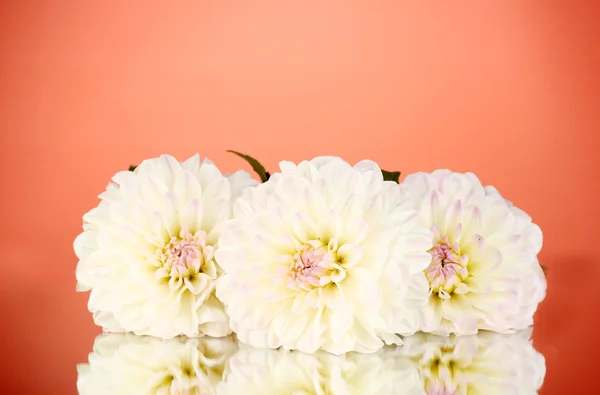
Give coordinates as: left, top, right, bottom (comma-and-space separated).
288, 239, 346, 291
157, 225, 217, 294
425, 236, 468, 299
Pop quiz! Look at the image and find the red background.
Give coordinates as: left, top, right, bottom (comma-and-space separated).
1, 1, 598, 393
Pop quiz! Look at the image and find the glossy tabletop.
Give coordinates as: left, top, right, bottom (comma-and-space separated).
76, 331, 544, 394
1, 1, 598, 393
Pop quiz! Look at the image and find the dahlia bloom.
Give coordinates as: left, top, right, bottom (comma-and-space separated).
216, 157, 433, 354
77, 333, 238, 395
402, 170, 546, 335
400, 330, 546, 394
217, 345, 421, 394
75, 154, 258, 338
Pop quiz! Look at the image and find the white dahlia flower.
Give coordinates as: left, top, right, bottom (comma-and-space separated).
400, 329, 546, 394
216, 157, 433, 354
402, 170, 546, 335
77, 333, 238, 395
217, 345, 422, 394
75, 154, 258, 338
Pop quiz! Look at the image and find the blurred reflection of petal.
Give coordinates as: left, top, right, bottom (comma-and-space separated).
399, 329, 546, 394
217, 345, 422, 394
77, 333, 237, 395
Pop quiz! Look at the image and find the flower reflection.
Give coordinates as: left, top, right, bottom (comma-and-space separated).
77, 333, 237, 395
217, 345, 421, 394
218, 330, 544, 395
77, 330, 544, 394
400, 329, 546, 394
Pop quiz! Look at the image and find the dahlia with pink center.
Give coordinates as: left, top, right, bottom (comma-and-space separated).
402, 170, 546, 335
216, 157, 433, 354
74, 154, 258, 338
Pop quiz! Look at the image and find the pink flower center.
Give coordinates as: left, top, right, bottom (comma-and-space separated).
425, 236, 468, 299
161, 226, 213, 279
288, 240, 342, 291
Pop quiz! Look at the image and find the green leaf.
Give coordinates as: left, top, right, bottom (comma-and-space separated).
128, 164, 137, 172
227, 150, 270, 182
381, 170, 401, 183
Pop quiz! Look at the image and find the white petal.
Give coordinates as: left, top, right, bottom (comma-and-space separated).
337, 244, 362, 268
292, 212, 318, 243
440, 296, 478, 335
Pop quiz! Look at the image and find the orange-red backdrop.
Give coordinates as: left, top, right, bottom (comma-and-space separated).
1, 1, 598, 393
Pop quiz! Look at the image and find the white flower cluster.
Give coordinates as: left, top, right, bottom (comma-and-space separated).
75, 154, 546, 354
77, 331, 545, 394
